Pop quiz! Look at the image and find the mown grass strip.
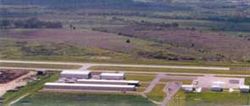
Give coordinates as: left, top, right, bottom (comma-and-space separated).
13, 92, 155, 106
0, 63, 81, 69
126, 74, 155, 82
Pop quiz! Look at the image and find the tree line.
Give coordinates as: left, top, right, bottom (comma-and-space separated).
0, 18, 63, 29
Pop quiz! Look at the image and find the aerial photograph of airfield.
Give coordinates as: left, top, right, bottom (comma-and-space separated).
1, 0, 250, 106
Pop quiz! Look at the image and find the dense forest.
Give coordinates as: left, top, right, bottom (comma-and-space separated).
0, 0, 191, 11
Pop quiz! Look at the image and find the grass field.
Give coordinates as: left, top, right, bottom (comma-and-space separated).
3, 72, 59, 105
0, 63, 81, 69
245, 77, 250, 85
168, 90, 186, 106
89, 66, 250, 75
2, 29, 250, 67
146, 84, 166, 102
126, 74, 155, 82
168, 91, 250, 106
160, 79, 193, 85
13, 92, 155, 106
185, 92, 250, 106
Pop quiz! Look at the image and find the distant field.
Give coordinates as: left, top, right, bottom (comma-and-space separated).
2, 29, 250, 66
0, 63, 81, 69
89, 66, 250, 75
13, 92, 155, 106
2, 0, 250, 64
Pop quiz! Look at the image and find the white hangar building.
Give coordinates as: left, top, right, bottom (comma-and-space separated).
100, 73, 125, 80
77, 79, 140, 86
60, 70, 91, 79
44, 83, 136, 91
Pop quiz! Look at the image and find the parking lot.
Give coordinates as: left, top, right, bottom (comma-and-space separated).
194, 76, 245, 89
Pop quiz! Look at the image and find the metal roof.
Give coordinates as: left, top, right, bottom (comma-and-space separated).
211, 85, 222, 88
61, 70, 90, 75
45, 83, 135, 88
77, 79, 139, 83
182, 85, 194, 88
100, 73, 124, 77
240, 85, 250, 89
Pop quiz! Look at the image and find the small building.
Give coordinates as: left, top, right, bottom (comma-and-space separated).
44, 83, 136, 91
181, 85, 195, 92
77, 79, 140, 86
60, 70, 91, 79
100, 73, 125, 80
240, 85, 250, 93
36, 69, 47, 76
195, 87, 202, 93
211, 85, 223, 92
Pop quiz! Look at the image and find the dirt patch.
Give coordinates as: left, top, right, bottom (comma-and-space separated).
0, 69, 29, 84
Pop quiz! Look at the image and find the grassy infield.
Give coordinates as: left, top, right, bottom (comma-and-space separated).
14, 93, 154, 106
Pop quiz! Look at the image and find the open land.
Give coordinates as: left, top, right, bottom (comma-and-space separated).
1, 0, 250, 106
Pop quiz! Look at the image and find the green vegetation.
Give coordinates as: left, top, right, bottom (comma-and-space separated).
0, 63, 81, 69
168, 91, 250, 106
1, 36, 250, 67
185, 92, 250, 106
1, 0, 250, 64
0, 39, 133, 63
245, 77, 250, 85
126, 74, 155, 82
146, 84, 166, 102
90, 66, 250, 75
160, 79, 193, 85
168, 90, 186, 106
3, 72, 59, 105
13, 92, 155, 106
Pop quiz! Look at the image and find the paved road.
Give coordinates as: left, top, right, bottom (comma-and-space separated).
143, 74, 190, 94
0, 60, 230, 70
144, 74, 164, 93
161, 82, 181, 106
